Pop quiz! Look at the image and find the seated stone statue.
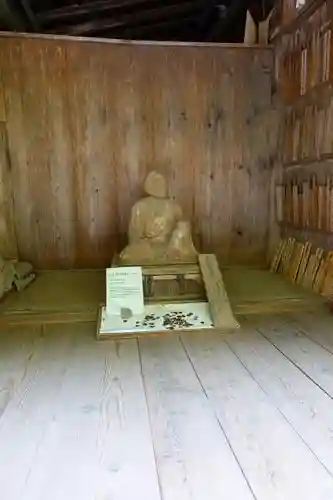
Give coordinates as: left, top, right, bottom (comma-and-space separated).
120, 171, 198, 265
0, 256, 35, 300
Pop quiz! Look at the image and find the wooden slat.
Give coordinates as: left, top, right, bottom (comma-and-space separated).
275, 185, 284, 223
270, 238, 286, 272
0, 325, 41, 417
11, 328, 162, 499
258, 314, 333, 398
0, 328, 80, 498
302, 247, 324, 289
313, 250, 333, 293
139, 335, 254, 500
228, 319, 333, 475
288, 241, 305, 282
199, 254, 239, 331
0, 123, 17, 259
321, 253, 333, 297
296, 241, 312, 284
325, 176, 331, 231
288, 310, 333, 354
281, 237, 296, 276
182, 330, 333, 499
0, 77, 5, 122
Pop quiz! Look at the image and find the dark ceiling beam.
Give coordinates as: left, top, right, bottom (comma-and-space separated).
0, 0, 27, 30
52, 0, 208, 36
38, 0, 191, 24
20, 0, 39, 30
94, 14, 198, 39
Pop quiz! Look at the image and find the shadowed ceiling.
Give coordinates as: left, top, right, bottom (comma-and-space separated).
0, 0, 276, 42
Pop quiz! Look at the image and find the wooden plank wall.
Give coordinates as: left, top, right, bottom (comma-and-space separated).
0, 34, 275, 269
274, 0, 333, 250
0, 60, 17, 259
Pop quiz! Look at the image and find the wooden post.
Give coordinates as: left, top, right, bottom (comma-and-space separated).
199, 254, 239, 332
244, 10, 257, 44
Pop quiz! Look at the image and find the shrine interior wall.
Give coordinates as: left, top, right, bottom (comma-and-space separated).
0, 33, 276, 269
273, 1, 333, 253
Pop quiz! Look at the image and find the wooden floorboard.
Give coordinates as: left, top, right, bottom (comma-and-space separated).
1, 313, 333, 499
0, 327, 76, 500
138, 335, 254, 500
0, 326, 41, 418
287, 310, 333, 355
182, 330, 333, 500
255, 315, 333, 399
25, 325, 161, 500
226, 322, 333, 476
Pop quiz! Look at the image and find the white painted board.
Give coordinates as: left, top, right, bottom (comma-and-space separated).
99, 302, 213, 336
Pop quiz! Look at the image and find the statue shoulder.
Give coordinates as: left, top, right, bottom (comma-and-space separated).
130, 197, 147, 214
166, 199, 183, 218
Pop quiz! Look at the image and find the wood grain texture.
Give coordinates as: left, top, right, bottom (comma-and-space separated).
257, 314, 333, 398
288, 309, 333, 354
0, 75, 5, 122
0, 324, 162, 500
0, 123, 17, 258
0, 34, 275, 268
0, 327, 76, 500
182, 329, 333, 500
0, 325, 41, 418
199, 254, 239, 330
227, 319, 333, 475
139, 335, 254, 500
2, 312, 333, 498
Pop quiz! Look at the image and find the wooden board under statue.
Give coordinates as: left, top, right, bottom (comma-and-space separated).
96, 171, 239, 339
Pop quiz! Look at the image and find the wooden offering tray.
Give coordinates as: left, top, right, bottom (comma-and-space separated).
96, 254, 239, 340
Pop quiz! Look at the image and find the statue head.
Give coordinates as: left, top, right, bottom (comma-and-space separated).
144, 171, 167, 199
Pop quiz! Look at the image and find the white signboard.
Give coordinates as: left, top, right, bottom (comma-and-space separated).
106, 266, 144, 317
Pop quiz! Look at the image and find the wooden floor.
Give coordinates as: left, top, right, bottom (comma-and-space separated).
1, 310, 333, 499
0, 268, 325, 328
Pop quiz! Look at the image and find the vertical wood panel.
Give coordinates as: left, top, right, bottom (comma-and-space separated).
0, 124, 17, 258
0, 77, 6, 122
0, 39, 31, 260
0, 35, 274, 269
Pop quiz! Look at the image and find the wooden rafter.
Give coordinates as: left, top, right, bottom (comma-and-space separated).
38, 0, 198, 24
51, 0, 208, 36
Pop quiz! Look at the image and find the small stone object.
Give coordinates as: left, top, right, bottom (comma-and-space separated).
137, 309, 208, 332
161, 310, 194, 330
121, 307, 133, 321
